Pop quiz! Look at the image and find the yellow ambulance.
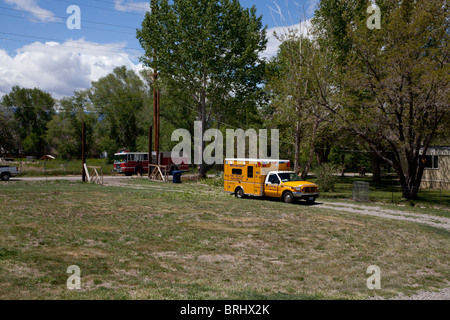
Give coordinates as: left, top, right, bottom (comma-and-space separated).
224, 158, 320, 204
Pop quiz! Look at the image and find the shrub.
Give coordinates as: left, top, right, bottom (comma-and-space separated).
315, 163, 343, 192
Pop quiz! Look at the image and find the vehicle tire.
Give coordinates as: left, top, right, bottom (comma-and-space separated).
1, 172, 11, 181
125, 172, 133, 177
282, 191, 294, 204
235, 187, 245, 199
306, 198, 316, 205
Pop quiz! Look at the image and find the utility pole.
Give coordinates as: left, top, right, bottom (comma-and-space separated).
151, 0, 160, 166
153, 72, 160, 165
148, 125, 152, 177
82, 121, 86, 182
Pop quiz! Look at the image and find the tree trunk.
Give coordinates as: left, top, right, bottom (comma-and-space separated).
301, 117, 320, 181
394, 155, 425, 200
294, 120, 301, 175
198, 68, 208, 180
198, 114, 207, 179
316, 143, 331, 165
371, 154, 382, 183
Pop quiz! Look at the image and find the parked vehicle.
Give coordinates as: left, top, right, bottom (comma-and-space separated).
224, 158, 319, 204
113, 151, 189, 176
0, 165, 21, 181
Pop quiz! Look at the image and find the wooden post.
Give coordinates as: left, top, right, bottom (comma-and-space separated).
149, 125, 153, 177
153, 73, 160, 166
82, 122, 86, 182
151, 0, 160, 166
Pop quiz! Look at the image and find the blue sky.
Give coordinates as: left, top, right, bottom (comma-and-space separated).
0, 0, 319, 98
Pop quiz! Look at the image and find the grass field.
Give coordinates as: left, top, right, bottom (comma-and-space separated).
307, 175, 450, 208
0, 179, 448, 300
8, 159, 114, 177
7, 158, 450, 207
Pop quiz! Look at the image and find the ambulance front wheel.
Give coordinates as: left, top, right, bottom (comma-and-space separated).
282, 191, 294, 204
235, 187, 245, 199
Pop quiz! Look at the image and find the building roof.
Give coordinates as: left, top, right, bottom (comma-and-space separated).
40, 155, 56, 160
425, 147, 450, 156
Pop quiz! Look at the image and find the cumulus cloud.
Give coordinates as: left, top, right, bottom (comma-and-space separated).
261, 20, 312, 60
114, 0, 150, 13
4, 0, 60, 22
0, 39, 144, 99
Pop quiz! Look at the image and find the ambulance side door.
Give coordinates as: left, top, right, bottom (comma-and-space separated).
264, 173, 280, 198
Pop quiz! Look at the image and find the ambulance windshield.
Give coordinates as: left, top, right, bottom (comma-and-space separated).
278, 172, 302, 182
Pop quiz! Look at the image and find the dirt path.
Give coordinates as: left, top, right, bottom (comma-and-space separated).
317, 201, 450, 231
317, 201, 450, 300
372, 286, 450, 300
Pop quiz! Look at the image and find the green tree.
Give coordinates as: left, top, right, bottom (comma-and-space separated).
1, 86, 55, 156
265, 26, 337, 180
137, 0, 267, 178
46, 90, 97, 160
0, 108, 20, 156
89, 66, 150, 157
312, 0, 370, 67
335, 0, 449, 199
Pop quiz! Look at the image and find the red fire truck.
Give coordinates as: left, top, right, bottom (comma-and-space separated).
113, 151, 189, 176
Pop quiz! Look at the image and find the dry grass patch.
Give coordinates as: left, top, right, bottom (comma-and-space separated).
0, 180, 448, 300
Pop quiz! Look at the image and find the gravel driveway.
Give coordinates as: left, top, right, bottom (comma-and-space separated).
317, 201, 450, 231
317, 201, 449, 300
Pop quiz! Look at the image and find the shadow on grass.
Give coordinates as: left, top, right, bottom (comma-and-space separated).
230, 290, 325, 300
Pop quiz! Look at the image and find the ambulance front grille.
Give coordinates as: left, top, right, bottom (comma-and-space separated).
303, 187, 316, 193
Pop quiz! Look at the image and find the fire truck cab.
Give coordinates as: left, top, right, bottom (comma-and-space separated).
224, 158, 319, 204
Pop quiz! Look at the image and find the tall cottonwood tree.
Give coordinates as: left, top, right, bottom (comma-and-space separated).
1, 86, 55, 156
337, 0, 449, 199
89, 66, 149, 157
266, 23, 338, 180
46, 90, 97, 160
266, 36, 318, 179
137, 0, 267, 178
0, 108, 20, 156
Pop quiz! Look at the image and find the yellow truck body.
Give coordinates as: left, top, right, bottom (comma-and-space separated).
224, 159, 319, 204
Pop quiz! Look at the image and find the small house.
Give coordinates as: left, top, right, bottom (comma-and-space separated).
421, 147, 450, 190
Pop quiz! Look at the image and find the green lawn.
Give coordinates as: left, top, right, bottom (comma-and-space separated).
11, 158, 449, 209
307, 175, 450, 208
0, 179, 448, 300
10, 158, 114, 177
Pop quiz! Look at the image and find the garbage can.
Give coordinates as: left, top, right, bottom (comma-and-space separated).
173, 171, 182, 184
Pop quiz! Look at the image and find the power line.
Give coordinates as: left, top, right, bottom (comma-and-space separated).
0, 96, 148, 109
0, 12, 137, 36
0, 36, 143, 55
54, 0, 148, 16
0, 31, 142, 52
0, 6, 138, 30
92, 0, 150, 12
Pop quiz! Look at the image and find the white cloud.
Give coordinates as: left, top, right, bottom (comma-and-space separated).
261, 20, 312, 60
0, 39, 144, 99
114, 0, 150, 13
4, 0, 60, 22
